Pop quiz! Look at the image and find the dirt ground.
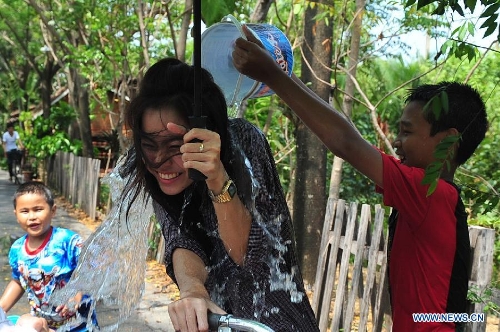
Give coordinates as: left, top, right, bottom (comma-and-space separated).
59, 197, 500, 332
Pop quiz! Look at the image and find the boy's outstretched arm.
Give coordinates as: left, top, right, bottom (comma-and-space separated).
0, 280, 25, 312
232, 25, 383, 187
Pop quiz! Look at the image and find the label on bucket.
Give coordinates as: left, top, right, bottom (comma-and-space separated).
246, 24, 293, 99
201, 21, 293, 107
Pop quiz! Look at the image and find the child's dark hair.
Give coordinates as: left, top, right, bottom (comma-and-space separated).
13, 181, 55, 209
405, 81, 488, 165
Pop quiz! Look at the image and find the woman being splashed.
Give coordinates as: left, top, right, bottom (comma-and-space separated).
120, 58, 319, 332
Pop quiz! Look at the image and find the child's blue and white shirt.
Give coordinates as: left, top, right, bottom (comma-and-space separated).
8, 226, 86, 330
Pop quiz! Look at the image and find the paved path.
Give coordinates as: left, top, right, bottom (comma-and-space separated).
0, 169, 174, 331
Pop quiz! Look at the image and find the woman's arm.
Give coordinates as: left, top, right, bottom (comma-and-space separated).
168, 248, 225, 332
169, 123, 252, 265
206, 173, 252, 265
0, 280, 25, 312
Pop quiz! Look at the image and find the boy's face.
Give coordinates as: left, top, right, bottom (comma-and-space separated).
14, 193, 56, 241
393, 101, 448, 169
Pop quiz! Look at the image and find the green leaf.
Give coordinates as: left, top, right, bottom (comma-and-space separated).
432, 95, 442, 118
465, 0, 477, 12
405, 0, 417, 7
482, 19, 498, 38
458, 24, 468, 40
443, 135, 460, 144
467, 46, 477, 61
467, 22, 476, 36
417, 0, 436, 10
479, 3, 500, 18
426, 179, 439, 196
451, 2, 465, 16
480, 14, 498, 30
440, 91, 449, 113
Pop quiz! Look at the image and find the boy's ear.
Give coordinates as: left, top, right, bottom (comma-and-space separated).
446, 127, 459, 137
51, 204, 57, 215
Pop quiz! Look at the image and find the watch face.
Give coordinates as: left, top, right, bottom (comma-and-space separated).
228, 182, 237, 197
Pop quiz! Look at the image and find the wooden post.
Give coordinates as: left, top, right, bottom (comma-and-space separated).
467, 226, 496, 332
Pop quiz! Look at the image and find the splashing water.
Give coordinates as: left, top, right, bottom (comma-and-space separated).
51, 124, 305, 330
50, 156, 154, 331
207, 134, 306, 322
227, 101, 241, 118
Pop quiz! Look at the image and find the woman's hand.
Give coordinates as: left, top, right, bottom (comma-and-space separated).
168, 292, 226, 332
167, 123, 227, 188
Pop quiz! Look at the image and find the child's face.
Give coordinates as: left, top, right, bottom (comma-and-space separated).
393, 101, 448, 169
14, 193, 56, 240
141, 108, 194, 196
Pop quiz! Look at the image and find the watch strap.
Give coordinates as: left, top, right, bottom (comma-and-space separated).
209, 178, 236, 203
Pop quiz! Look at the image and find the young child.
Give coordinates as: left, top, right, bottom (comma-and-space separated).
0, 182, 95, 331
232, 26, 488, 331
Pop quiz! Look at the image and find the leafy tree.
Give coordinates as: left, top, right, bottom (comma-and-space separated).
405, 0, 500, 60
19, 103, 82, 171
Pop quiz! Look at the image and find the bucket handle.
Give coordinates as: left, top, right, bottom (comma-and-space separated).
221, 14, 248, 109
222, 14, 247, 41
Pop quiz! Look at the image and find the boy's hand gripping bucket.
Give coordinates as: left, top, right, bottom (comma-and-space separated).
201, 15, 293, 107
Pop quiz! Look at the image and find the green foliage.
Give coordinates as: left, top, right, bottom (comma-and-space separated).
243, 96, 295, 194
202, 0, 237, 26
422, 135, 460, 195
406, 0, 500, 60
19, 103, 82, 163
98, 183, 110, 214
420, 91, 459, 195
468, 284, 500, 315
469, 212, 500, 285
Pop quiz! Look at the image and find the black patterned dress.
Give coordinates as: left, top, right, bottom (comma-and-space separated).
154, 118, 319, 331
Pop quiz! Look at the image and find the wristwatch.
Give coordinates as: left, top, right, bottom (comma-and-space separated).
208, 178, 237, 203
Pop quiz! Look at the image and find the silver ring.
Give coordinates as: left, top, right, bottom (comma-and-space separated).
199, 142, 204, 153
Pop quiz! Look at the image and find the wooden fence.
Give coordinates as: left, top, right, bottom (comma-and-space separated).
45, 151, 101, 220
313, 197, 496, 332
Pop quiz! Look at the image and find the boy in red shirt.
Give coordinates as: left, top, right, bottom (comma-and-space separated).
232, 26, 488, 331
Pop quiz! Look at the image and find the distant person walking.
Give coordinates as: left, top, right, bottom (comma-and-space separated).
2, 123, 24, 182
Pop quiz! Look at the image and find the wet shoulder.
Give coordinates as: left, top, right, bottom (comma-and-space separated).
228, 118, 266, 146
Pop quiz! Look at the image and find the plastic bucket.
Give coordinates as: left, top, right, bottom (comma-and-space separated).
201, 15, 293, 106
7, 315, 20, 324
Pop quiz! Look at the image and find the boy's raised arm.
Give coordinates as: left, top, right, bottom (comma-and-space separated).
232, 26, 383, 187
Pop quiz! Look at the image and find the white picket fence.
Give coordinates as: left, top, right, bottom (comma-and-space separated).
45, 151, 101, 220
312, 198, 496, 332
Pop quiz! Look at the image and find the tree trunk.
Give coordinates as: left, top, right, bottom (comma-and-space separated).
329, 0, 365, 199
177, 0, 193, 61
250, 0, 273, 22
40, 56, 60, 119
67, 67, 93, 157
293, 0, 332, 286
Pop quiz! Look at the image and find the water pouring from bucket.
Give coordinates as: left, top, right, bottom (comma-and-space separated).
201, 15, 293, 114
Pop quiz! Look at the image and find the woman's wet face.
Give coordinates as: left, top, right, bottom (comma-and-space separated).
141, 108, 193, 195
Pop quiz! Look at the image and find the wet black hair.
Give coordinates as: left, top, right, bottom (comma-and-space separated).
13, 181, 55, 209
405, 81, 488, 165
121, 57, 232, 226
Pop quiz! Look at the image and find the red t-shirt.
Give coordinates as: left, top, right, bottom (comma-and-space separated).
377, 152, 469, 331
